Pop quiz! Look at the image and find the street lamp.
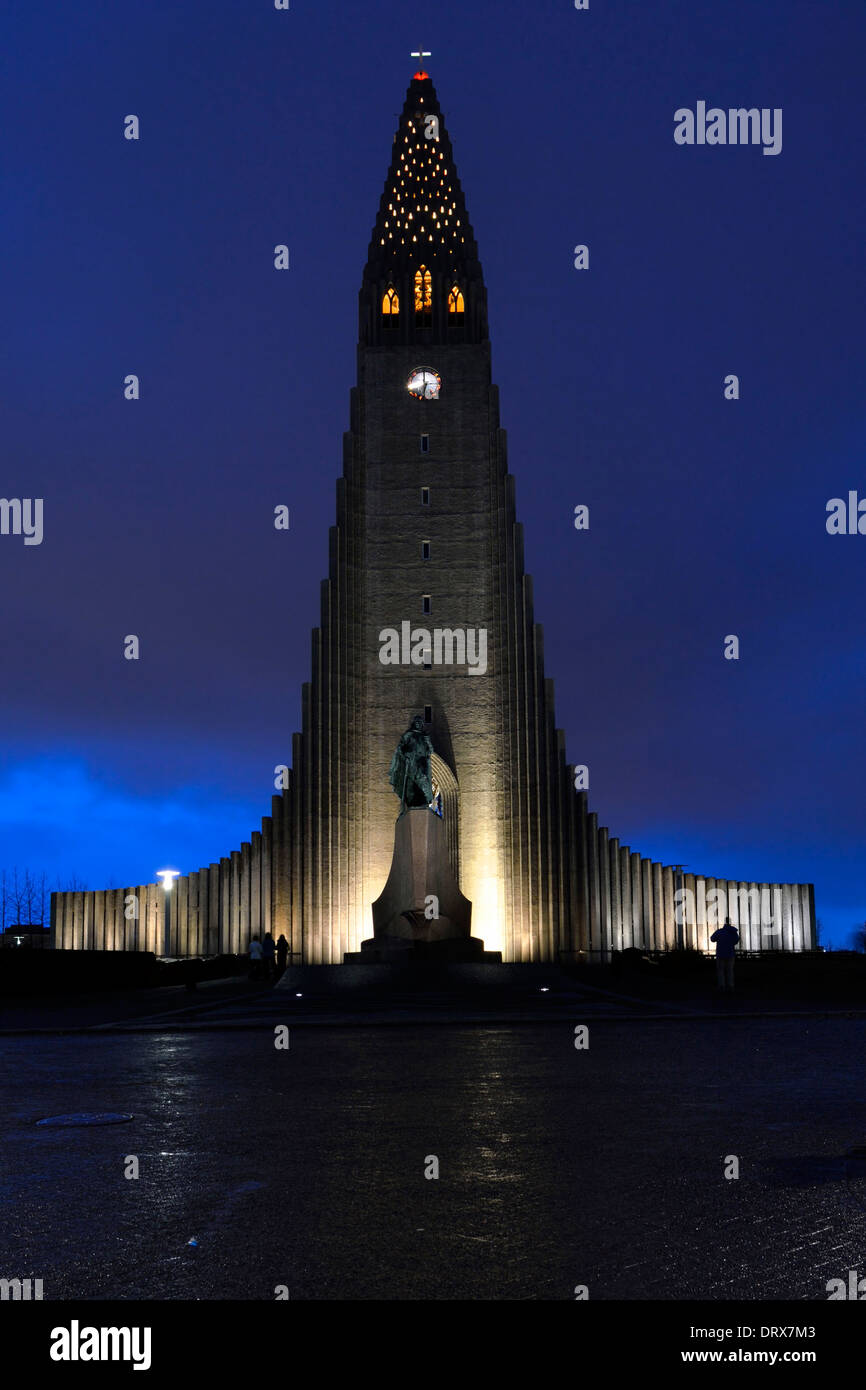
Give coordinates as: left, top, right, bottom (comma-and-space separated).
157, 869, 180, 957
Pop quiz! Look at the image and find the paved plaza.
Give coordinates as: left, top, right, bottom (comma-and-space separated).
2, 996, 865, 1300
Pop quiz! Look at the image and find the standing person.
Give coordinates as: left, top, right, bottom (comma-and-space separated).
276, 934, 289, 976
262, 932, 277, 980
710, 917, 739, 994
248, 935, 264, 980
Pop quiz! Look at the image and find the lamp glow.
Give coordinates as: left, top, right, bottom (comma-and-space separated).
157, 869, 180, 890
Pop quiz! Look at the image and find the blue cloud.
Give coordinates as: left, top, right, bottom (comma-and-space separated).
0, 757, 265, 891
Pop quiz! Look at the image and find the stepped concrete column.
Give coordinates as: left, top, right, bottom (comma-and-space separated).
230, 851, 242, 956
146, 884, 160, 954
651, 863, 663, 953
640, 859, 653, 949
759, 883, 774, 951
72, 890, 84, 951
194, 870, 205, 955
240, 843, 252, 953
93, 890, 105, 951
662, 866, 675, 950
219, 858, 230, 954
261, 820, 273, 941
695, 877, 707, 952
620, 845, 632, 950
189, 873, 200, 955
586, 812, 600, 957
725, 880, 739, 946
705, 878, 719, 941
177, 874, 189, 956
799, 884, 812, 950
737, 882, 752, 952
629, 851, 641, 949
206, 865, 219, 954
105, 889, 116, 951
781, 883, 794, 952
609, 836, 622, 952
599, 827, 611, 959
744, 880, 757, 948
251, 831, 262, 937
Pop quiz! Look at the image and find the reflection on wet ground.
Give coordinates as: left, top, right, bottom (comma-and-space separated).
2, 1019, 865, 1299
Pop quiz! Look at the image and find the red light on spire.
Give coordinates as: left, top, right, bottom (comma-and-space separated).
410, 47, 431, 81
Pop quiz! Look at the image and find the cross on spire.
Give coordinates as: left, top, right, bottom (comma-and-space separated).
411, 47, 431, 72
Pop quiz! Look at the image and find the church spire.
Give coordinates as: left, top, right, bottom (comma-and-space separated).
410, 46, 431, 80
360, 73, 487, 346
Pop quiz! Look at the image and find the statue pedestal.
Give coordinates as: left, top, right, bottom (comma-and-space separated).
352, 808, 492, 963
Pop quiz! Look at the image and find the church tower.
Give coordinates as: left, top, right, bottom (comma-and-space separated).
51, 66, 816, 964
286, 66, 579, 962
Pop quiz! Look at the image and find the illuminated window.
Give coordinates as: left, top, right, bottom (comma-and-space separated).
382, 287, 399, 318
448, 284, 465, 317
414, 265, 432, 319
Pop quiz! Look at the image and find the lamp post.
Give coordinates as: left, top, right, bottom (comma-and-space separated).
157, 870, 180, 958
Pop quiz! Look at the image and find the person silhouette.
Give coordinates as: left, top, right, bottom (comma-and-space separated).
262, 932, 277, 980
248, 935, 264, 980
710, 917, 740, 994
276, 934, 289, 975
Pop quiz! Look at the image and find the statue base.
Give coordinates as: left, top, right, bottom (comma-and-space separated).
345, 937, 499, 965
358, 807, 488, 961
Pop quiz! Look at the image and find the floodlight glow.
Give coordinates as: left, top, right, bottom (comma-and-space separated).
157, 869, 180, 890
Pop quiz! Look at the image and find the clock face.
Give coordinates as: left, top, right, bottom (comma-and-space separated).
407, 368, 441, 400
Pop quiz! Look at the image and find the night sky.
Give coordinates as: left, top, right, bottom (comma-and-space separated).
3, 1, 864, 946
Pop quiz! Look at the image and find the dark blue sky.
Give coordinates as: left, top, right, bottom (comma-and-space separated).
3, 0, 864, 946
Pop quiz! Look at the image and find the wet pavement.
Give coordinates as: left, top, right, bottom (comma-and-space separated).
2, 1015, 866, 1299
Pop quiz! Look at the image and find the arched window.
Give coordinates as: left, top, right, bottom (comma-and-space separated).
414, 266, 432, 319
381, 287, 399, 318
447, 284, 465, 316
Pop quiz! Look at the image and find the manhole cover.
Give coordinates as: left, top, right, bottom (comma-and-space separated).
36, 1112, 134, 1128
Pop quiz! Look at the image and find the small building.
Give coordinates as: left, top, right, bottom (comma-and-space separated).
2, 923, 51, 949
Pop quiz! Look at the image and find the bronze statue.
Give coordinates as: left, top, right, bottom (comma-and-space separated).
388, 715, 434, 811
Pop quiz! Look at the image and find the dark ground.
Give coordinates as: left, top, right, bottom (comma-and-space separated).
2, 967, 866, 1300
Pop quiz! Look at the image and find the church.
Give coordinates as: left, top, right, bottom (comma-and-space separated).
51, 66, 815, 963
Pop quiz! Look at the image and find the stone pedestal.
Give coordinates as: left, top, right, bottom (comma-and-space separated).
349, 808, 493, 963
